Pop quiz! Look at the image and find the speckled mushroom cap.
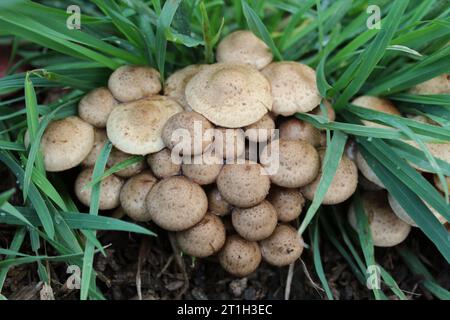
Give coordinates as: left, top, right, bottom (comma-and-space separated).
119, 171, 157, 222
146, 148, 181, 179
82, 128, 108, 167
74, 167, 124, 210
108, 65, 161, 102
78, 87, 117, 128
279, 118, 322, 147
182, 153, 223, 185
310, 100, 336, 122
176, 213, 226, 258
41, 116, 94, 172
267, 186, 305, 222
218, 235, 262, 277
164, 64, 206, 110
405, 141, 450, 173
302, 149, 358, 205
259, 224, 304, 267
106, 96, 182, 155
355, 150, 385, 189
162, 111, 214, 156
146, 176, 207, 231
244, 114, 275, 143
434, 175, 450, 194
107, 148, 146, 178
348, 192, 411, 247
409, 74, 450, 94
261, 61, 321, 116
231, 200, 277, 241
213, 127, 246, 160
207, 186, 232, 216
351, 96, 400, 128
216, 30, 273, 70
260, 139, 320, 188
185, 63, 272, 128
217, 161, 270, 208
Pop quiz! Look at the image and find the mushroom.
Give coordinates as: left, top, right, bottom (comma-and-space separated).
409, 74, 450, 95
355, 150, 384, 189
185, 63, 272, 128
82, 128, 108, 167
74, 167, 124, 210
244, 114, 275, 143
146, 148, 181, 179
106, 96, 182, 155
213, 127, 246, 160
218, 235, 261, 277
119, 171, 157, 222
78, 87, 117, 128
41, 116, 94, 172
108, 65, 161, 102
260, 139, 320, 188
176, 213, 226, 258
351, 96, 400, 128
434, 175, 449, 194
267, 186, 305, 222
207, 186, 232, 216
302, 149, 358, 205
278, 118, 322, 147
216, 30, 273, 70
146, 176, 207, 231
216, 161, 270, 208
261, 61, 321, 116
182, 153, 223, 185
107, 148, 146, 178
259, 225, 304, 267
231, 200, 278, 241
348, 192, 411, 247
405, 141, 450, 173
310, 100, 336, 122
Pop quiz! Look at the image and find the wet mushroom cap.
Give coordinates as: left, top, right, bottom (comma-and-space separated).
355, 150, 384, 189
351, 96, 400, 128
216, 30, 273, 70
278, 118, 322, 147
146, 148, 181, 179
207, 186, 232, 216
267, 186, 305, 222
82, 128, 108, 167
107, 148, 146, 178
106, 96, 182, 155
146, 176, 208, 231
244, 114, 275, 143
78, 87, 117, 128
185, 63, 272, 128
41, 116, 94, 172
213, 127, 246, 160
176, 213, 226, 258
218, 235, 262, 277
409, 74, 450, 95
182, 153, 223, 185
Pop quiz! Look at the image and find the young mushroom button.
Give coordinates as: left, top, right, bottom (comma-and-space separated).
78, 87, 117, 128
146, 148, 181, 179
218, 235, 262, 277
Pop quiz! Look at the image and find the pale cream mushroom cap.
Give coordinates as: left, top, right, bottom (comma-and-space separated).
107, 148, 146, 178
261, 61, 321, 116
267, 186, 305, 222
185, 63, 272, 128
82, 128, 108, 167
106, 96, 182, 155
218, 235, 261, 277
405, 141, 450, 173
78, 87, 117, 128
41, 116, 94, 172
213, 127, 245, 160
207, 186, 232, 216
409, 74, 450, 95
279, 118, 322, 147
108, 65, 161, 102
244, 113, 275, 143
146, 148, 181, 179
182, 153, 223, 185
351, 96, 400, 128
216, 30, 273, 70
355, 150, 385, 189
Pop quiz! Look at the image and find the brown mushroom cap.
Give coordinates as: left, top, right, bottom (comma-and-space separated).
351, 96, 400, 128
355, 150, 384, 189
244, 114, 275, 143
409, 74, 450, 95
107, 148, 146, 178
302, 149, 358, 205
146, 176, 207, 231
216, 30, 273, 70
260, 139, 320, 188
348, 192, 411, 247
108, 65, 161, 102
259, 225, 304, 267
217, 161, 270, 208
41, 116, 94, 172
261, 61, 321, 116
434, 175, 450, 194
82, 128, 108, 167
207, 186, 232, 216
176, 213, 226, 258
78, 87, 117, 128
310, 100, 336, 122
185, 63, 272, 128
406, 141, 450, 173
213, 127, 246, 160
106, 96, 182, 155
74, 167, 124, 210
279, 118, 322, 147
146, 148, 181, 179
119, 171, 157, 222
182, 153, 223, 185
267, 186, 305, 222
218, 235, 261, 277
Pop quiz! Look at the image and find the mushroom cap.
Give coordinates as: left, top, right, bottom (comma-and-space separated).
176, 213, 226, 258
182, 153, 223, 185
217, 161, 270, 208
231, 200, 278, 241
259, 224, 304, 267
218, 235, 261, 277
261, 61, 320, 116
355, 150, 385, 189
106, 96, 182, 155
409, 74, 450, 95
244, 113, 275, 143
41, 116, 94, 172
164, 64, 206, 110
213, 127, 246, 160
185, 63, 272, 128
279, 118, 322, 147
310, 100, 336, 122
406, 141, 450, 173
108, 65, 161, 102
146, 176, 208, 231
146, 148, 181, 178
267, 186, 305, 222
120, 171, 157, 222
434, 175, 450, 194
302, 149, 358, 205
107, 148, 146, 178
162, 111, 214, 156
216, 30, 273, 70
351, 96, 400, 128
74, 167, 124, 210
260, 139, 320, 188
82, 128, 108, 167
78, 87, 117, 128
207, 186, 232, 216
348, 192, 411, 247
